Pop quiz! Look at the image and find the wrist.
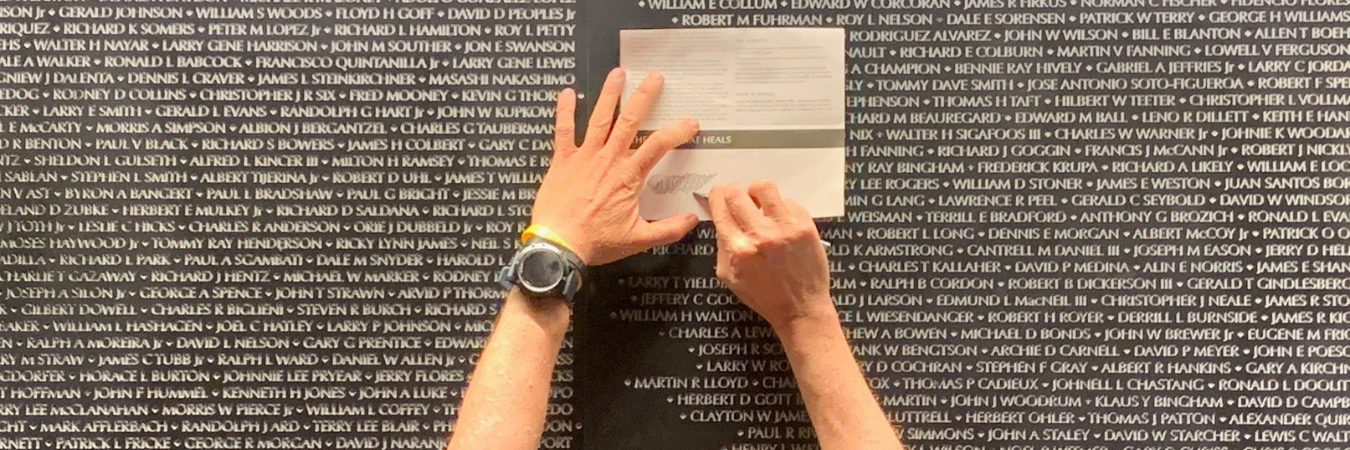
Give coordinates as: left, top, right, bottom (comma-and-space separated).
522, 223, 594, 265
504, 288, 571, 337
770, 299, 842, 344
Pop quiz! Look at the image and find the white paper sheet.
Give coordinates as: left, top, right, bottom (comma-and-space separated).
620, 27, 846, 220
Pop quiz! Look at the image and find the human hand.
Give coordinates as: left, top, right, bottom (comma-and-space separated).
709, 180, 834, 331
530, 68, 701, 265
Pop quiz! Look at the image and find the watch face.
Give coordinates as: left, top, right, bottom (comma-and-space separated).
518, 248, 565, 292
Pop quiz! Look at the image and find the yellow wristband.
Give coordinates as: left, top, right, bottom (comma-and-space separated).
520, 225, 575, 252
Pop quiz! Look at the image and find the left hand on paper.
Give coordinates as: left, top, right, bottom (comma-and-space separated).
530, 68, 701, 265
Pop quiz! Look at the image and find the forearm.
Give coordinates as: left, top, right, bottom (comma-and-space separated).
776, 301, 904, 450
445, 289, 570, 450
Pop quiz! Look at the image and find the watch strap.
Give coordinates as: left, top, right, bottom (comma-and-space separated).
562, 269, 581, 300
496, 264, 517, 292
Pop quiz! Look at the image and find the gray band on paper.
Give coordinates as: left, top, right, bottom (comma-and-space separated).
633, 129, 845, 149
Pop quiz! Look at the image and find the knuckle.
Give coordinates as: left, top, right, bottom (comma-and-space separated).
749, 179, 771, 193
590, 114, 613, 128
649, 132, 676, 149
620, 172, 644, 189
795, 209, 813, 222
760, 237, 788, 252
790, 225, 816, 241
731, 242, 759, 259
618, 111, 642, 129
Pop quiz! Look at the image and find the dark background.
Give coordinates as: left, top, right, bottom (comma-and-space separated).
2, 1, 1350, 450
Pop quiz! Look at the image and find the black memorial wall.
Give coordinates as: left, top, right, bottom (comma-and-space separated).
579, 0, 1350, 448
0, 2, 579, 449
3, 0, 1350, 449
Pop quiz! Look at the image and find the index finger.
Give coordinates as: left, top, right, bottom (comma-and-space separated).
723, 183, 768, 232
628, 118, 698, 177
708, 185, 745, 242
747, 179, 787, 220
782, 199, 822, 238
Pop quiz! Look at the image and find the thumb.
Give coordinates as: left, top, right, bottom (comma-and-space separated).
634, 213, 699, 247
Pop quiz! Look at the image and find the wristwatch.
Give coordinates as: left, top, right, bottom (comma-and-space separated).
497, 235, 586, 305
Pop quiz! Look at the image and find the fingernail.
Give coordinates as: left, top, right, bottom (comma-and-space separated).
683, 118, 699, 129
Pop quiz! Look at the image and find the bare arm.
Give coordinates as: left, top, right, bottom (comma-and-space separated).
709, 181, 904, 450
443, 68, 700, 449
776, 306, 902, 449
444, 290, 569, 450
